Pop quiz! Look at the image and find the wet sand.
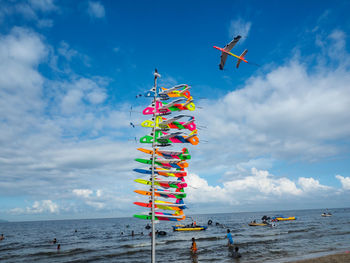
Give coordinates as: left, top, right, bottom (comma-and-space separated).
287, 252, 350, 263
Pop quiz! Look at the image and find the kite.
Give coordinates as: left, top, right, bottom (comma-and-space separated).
213, 35, 249, 69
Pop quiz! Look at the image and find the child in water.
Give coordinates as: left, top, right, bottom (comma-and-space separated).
191, 237, 197, 253
227, 229, 234, 247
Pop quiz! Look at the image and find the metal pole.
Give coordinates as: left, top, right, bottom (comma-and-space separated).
151, 69, 159, 263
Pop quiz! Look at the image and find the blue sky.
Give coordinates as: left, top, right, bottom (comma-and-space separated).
1, 0, 350, 221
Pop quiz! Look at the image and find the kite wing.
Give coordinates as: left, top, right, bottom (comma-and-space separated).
160, 115, 186, 125
158, 84, 188, 95
158, 131, 183, 140
219, 35, 241, 70
236, 49, 248, 68
158, 98, 184, 111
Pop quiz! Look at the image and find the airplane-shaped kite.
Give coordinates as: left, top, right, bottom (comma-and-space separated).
213, 35, 248, 69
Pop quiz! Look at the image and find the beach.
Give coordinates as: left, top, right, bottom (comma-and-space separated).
287, 252, 350, 263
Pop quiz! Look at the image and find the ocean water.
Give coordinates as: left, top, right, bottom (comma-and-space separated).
0, 208, 349, 263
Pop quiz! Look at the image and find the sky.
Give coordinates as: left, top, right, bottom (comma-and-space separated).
1, 0, 350, 221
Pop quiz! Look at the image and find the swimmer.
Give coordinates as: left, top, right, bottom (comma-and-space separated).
191, 237, 197, 254
0, 234, 4, 240
52, 238, 57, 244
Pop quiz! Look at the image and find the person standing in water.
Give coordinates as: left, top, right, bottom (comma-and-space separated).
0, 234, 4, 240
232, 246, 241, 258
191, 237, 197, 253
227, 229, 234, 247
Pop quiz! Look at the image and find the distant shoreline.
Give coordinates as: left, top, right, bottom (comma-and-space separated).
285, 252, 350, 263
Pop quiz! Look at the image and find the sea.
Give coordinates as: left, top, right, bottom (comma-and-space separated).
1, 208, 349, 263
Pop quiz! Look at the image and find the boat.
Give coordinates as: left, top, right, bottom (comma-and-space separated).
172, 224, 207, 231
248, 222, 268, 226
272, 216, 296, 221
321, 213, 332, 217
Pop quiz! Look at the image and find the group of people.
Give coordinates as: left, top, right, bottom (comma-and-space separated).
190, 229, 241, 259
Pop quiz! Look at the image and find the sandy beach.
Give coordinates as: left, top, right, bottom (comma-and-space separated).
287, 252, 350, 263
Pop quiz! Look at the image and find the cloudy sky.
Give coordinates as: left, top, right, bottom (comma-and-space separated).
1, 0, 350, 221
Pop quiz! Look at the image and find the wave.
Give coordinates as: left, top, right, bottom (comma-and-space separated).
237, 238, 281, 247
23, 247, 97, 258
250, 231, 289, 238
124, 242, 150, 248
0, 244, 26, 252
102, 249, 150, 258
288, 228, 312, 234
332, 231, 350, 236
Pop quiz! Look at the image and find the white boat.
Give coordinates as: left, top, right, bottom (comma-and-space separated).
321, 213, 332, 217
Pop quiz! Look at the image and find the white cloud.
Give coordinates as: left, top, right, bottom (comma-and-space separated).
9, 207, 25, 214
87, 1, 105, 19
58, 41, 78, 61
55, 41, 91, 69
0, 27, 136, 215
29, 0, 57, 12
30, 200, 59, 213
336, 175, 350, 190
86, 200, 105, 209
186, 168, 336, 208
227, 168, 302, 196
71, 188, 129, 211
37, 19, 54, 28
229, 18, 251, 40
186, 173, 228, 203
0, 27, 46, 126
59, 77, 107, 114
10, 200, 59, 214
0, 0, 58, 26
328, 30, 346, 52
86, 90, 107, 104
73, 189, 93, 198
15, 3, 38, 20
298, 177, 331, 191
61, 89, 84, 114
1, 27, 47, 66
